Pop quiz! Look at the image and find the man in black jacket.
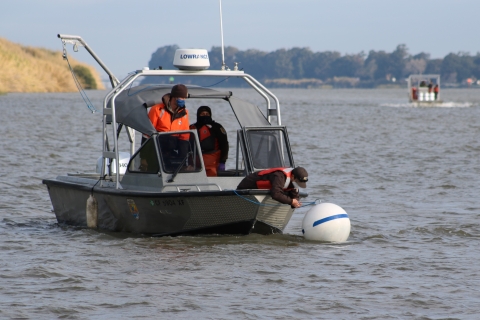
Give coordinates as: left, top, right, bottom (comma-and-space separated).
190, 106, 229, 176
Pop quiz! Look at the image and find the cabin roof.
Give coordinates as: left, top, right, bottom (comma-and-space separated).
110, 84, 269, 135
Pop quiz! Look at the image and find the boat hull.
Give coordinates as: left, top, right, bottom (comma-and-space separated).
43, 178, 295, 236
410, 100, 443, 107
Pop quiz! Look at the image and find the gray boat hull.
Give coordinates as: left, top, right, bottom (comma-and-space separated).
43, 177, 295, 236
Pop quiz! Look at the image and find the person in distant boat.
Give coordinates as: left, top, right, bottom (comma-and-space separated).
412, 87, 418, 100
236, 167, 308, 208
141, 84, 190, 171
434, 84, 439, 100
190, 106, 229, 177
428, 81, 433, 93
420, 81, 427, 87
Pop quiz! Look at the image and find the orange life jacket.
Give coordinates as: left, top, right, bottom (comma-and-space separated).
190, 124, 221, 176
256, 167, 293, 189
193, 124, 220, 153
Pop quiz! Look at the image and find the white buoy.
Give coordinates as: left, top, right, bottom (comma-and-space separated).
302, 203, 350, 242
86, 194, 98, 229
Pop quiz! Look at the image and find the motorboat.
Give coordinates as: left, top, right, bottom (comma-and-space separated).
407, 74, 443, 106
42, 34, 308, 236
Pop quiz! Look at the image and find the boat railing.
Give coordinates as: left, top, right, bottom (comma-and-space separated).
110, 69, 281, 124
161, 183, 223, 192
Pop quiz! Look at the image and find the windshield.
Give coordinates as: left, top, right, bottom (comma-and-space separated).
157, 132, 202, 174
246, 129, 292, 170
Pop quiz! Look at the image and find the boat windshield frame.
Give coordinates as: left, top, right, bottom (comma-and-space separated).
239, 126, 294, 173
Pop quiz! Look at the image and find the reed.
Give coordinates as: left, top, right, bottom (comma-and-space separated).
0, 37, 105, 93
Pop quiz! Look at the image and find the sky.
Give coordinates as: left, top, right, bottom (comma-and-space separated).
1, 0, 478, 80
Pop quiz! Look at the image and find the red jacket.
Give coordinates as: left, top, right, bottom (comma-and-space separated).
256, 167, 293, 189
236, 167, 298, 205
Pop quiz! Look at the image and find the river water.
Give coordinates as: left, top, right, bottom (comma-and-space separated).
1, 88, 479, 319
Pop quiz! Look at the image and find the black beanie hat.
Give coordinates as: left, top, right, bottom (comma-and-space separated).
197, 106, 212, 117
171, 84, 188, 98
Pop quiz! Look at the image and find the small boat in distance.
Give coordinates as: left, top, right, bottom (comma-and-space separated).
42, 34, 308, 236
407, 74, 442, 106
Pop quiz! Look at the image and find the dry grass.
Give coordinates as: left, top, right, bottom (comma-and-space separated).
0, 37, 105, 93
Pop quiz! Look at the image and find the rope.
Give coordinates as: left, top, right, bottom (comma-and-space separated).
300, 200, 321, 208
90, 177, 103, 195
126, 83, 155, 96
203, 77, 231, 88
231, 190, 320, 208
63, 46, 97, 113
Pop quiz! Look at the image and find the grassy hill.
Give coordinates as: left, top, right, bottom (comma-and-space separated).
0, 37, 105, 93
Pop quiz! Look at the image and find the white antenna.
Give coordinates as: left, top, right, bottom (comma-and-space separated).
219, 0, 226, 70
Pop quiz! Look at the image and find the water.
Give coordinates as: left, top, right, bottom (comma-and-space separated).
1, 88, 479, 319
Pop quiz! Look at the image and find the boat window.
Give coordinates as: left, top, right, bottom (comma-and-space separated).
246, 130, 292, 170
128, 138, 160, 173
157, 132, 202, 174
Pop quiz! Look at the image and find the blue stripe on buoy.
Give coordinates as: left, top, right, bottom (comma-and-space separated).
312, 214, 349, 227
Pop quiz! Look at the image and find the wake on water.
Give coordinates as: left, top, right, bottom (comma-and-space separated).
382, 101, 475, 108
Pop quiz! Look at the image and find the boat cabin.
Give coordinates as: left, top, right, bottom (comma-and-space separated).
101, 73, 295, 192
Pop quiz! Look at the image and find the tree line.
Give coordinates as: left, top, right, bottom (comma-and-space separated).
148, 44, 480, 88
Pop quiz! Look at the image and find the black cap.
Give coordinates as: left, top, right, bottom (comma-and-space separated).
292, 167, 308, 188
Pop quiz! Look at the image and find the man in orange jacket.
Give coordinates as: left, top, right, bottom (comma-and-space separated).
141, 84, 190, 171
148, 84, 190, 134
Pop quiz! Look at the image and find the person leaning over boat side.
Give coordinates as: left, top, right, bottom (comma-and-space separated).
236, 167, 308, 208
189, 106, 229, 177
141, 84, 190, 171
